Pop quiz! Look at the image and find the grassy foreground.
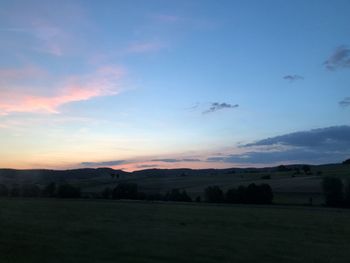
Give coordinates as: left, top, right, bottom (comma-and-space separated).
0, 199, 350, 263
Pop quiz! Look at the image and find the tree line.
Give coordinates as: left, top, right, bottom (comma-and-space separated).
96, 182, 274, 204
0, 182, 274, 204
0, 183, 81, 198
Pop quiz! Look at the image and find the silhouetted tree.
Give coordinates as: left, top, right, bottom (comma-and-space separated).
322, 177, 343, 207
57, 184, 81, 198
0, 184, 9, 197
112, 183, 138, 199
195, 196, 201, 202
204, 186, 224, 203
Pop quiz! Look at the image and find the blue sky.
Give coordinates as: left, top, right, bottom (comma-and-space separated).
0, 0, 349, 170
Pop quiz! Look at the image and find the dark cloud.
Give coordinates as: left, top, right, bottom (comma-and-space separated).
136, 164, 159, 169
339, 97, 350, 107
182, 158, 201, 162
152, 158, 200, 163
203, 102, 239, 114
207, 126, 350, 165
283, 75, 304, 81
81, 160, 125, 167
244, 126, 350, 149
207, 149, 347, 165
324, 45, 350, 70
151, 159, 180, 163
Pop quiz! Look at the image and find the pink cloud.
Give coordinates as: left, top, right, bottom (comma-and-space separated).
126, 41, 164, 54
0, 66, 125, 115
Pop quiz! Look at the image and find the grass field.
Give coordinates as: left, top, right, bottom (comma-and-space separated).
1, 199, 350, 263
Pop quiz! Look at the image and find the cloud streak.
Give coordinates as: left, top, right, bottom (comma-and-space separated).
151, 158, 200, 163
324, 45, 350, 70
0, 66, 125, 115
126, 41, 164, 54
203, 102, 239, 114
81, 160, 126, 167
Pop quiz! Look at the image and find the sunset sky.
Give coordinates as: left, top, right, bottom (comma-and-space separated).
0, 0, 349, 171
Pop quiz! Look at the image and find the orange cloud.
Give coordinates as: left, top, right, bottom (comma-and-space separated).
0, 66, 125, 114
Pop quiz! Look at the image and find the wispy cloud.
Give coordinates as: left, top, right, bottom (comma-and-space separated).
339, 97, 350, 107
0, 66, 125, 115
136, 164, 159, 169
324, 45, 350, 70
151, 158, 200, 163
126, 41, 164, 54
283, 74, 304, 82
153, 14, 182, 23
203, 102, 239, 114
0, 66, 46, 82
81, 160, 126, 167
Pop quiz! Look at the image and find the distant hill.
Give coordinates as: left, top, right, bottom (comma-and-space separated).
0, 162, 349, 203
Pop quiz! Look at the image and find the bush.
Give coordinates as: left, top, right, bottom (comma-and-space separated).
322, 177, 343, 207
204, 186, 224, 203
57, 184, 81, 198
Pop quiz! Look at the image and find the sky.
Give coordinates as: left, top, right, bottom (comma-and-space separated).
0, 0, 349, 171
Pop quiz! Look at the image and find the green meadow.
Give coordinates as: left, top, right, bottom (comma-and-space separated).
1, 198, 350, 263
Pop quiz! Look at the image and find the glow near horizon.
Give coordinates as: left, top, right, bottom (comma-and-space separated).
0, 0, 349, 171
